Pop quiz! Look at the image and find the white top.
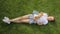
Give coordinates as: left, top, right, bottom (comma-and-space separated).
36, 13, 48, 25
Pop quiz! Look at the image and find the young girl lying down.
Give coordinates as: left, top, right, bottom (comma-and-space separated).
2, 10, 55, 25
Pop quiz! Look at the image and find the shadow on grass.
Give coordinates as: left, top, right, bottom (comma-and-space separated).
0, 19, 58, 34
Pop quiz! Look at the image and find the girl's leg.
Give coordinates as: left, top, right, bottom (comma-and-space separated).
3, 16, 30, 24
10, 19, 29, 23
10, 14, 31, 21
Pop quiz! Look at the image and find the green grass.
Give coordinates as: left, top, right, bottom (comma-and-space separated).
0, 0, 60, 34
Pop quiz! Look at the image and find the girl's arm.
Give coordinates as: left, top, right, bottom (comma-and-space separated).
37, 22, 43, 25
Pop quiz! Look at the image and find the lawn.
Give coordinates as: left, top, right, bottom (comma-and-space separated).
0, 0, 60, 34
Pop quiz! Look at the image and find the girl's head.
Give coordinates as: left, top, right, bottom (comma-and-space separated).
47, 16, 55, 22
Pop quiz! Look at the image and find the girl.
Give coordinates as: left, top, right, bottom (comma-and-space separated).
3, 10, 55, 25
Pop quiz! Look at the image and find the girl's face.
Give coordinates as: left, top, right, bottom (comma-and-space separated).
47, 16, 55, 21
